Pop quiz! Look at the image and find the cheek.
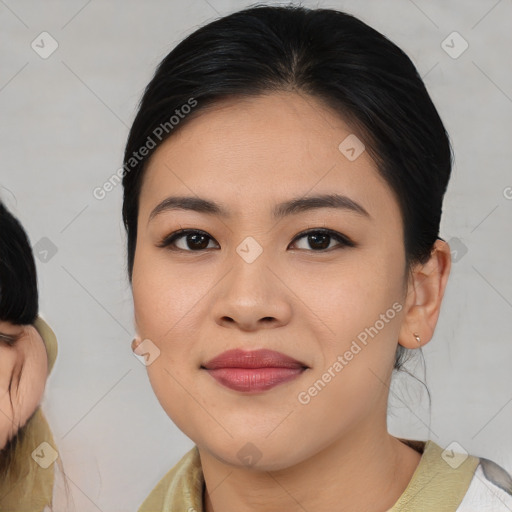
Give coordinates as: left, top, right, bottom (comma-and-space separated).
132, 258, 201, 411
132, 273, 197, 343
132, 249, 213, 342
144, 346, 203, 442
0, 344, 47, 448
293, 249, 404, 342
0, 348, 17, 449
132, 250, 171, 338
296, 249, 405, 414
0, 347, 17, 395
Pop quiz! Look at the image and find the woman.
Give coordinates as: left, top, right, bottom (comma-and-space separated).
123, 5, 512, 511
0, 200, 61, 511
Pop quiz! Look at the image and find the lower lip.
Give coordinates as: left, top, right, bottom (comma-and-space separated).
204, 367, 305, 392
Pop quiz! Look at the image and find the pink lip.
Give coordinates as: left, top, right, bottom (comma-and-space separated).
202, 349, 308, 392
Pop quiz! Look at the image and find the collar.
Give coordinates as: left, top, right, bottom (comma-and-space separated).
33, 315, 58, 376
139, 440, 479, 512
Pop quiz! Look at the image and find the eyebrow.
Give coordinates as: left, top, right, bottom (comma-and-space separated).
148, 193, 370, 224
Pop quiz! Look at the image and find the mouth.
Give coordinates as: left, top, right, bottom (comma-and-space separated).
201, 348, 309, 393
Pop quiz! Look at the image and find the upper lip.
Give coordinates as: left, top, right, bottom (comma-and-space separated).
202, 349, 308, 370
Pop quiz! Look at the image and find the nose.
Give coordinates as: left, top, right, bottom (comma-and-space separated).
211, 249, 292, 332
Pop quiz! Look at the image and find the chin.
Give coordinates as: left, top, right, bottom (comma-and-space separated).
197, 434, 311, 472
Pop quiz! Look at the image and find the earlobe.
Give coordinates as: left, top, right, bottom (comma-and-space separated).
398, 239, 452, 349
132, 337, 142, 352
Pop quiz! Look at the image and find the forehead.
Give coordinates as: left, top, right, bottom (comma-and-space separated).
139, 92, 397, 222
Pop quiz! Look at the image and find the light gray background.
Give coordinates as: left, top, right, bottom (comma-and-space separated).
1, 0, 511, 510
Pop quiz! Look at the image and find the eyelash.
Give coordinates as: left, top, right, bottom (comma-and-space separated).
157, 228, 356, 253
0, 332, 19, 346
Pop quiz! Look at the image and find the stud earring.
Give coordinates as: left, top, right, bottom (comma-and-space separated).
413, 333, 421, 344
131, 337, 141, 351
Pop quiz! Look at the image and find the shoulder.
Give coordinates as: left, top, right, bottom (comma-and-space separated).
137, 445, 204, 512
456, 456, 512, 511
391, 439, 512, 512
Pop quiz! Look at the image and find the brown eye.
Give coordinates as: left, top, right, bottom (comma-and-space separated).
158, 229, 219, 252
157, 228, 355, 253
290, 229, 355, 251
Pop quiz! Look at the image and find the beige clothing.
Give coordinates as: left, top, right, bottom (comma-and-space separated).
138, 438, 512, 511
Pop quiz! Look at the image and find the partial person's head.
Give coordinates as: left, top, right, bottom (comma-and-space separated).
123, 5, 452, 470
0, 199, 59, 509
0, 201, 48, 450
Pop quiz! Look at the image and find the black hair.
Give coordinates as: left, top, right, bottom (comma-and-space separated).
0, 200, 38, 325
121, 3, 453, 372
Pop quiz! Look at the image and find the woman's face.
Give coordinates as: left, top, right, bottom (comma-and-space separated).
0, 321, 48, 449
132, 91, 412, 469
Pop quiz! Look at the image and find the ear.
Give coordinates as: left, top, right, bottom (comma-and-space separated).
398, 238, 452, 349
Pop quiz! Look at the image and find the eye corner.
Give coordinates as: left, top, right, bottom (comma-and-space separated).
0, 332, 20, 346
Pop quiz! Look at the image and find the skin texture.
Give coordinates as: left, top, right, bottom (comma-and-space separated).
0, 321, 48, 450
131, 91, 451, 511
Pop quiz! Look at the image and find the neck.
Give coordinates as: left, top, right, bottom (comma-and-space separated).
199, 421, 422, 512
